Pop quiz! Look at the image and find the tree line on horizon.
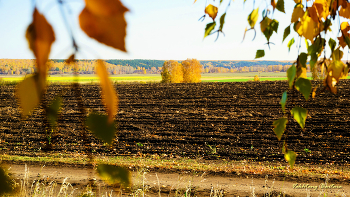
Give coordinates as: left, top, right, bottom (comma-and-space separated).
0, 59, 302, 76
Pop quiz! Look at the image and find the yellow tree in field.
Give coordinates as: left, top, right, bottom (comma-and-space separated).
161, 60, 183, 83
182, 59, 202, 83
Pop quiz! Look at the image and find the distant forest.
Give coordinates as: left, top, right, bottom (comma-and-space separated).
0, 59, 295, 75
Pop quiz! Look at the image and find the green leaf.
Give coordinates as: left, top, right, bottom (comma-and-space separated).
0, 167, 14, 195
270, 19, 279, 33
344, 36, 350, 48
305, 39, 309, 50
255, 50, 265, 59
295, 78, 311, 100
273, 118, 288, 140
299, 52, 307, 67
287, 65, 296, 88
284, 150, 297, 169
291, 106, 307, 129
282, 26, 290, 42
328, 38, 336, 52
248, 8, 259, 28
276, 0, 285, 13
86, 112, 116, 145
280, 91, 287, 112
204, 22, 216, 39
263, 27, 273, 41
97, 164, 130, 187
287, 38, 295, 52
47, 96, 62, 129
219, 13, 226, 30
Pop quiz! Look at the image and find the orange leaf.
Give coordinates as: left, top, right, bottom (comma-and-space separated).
96, 60, 118, 123
84, 0, 128, 17
205, 4, 218, 20
26, 8, 55, 81
271, 0, 276, 10
79, 0, 128, 52
314, 0, 329, 20
308, 5, 319, 22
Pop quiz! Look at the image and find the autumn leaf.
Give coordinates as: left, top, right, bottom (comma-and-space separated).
79, 0, 128, 52
96, 60, 118, 123
282, 26, 290, 42
276, 0, 285, 13
271, 0, 276, 10
248, 8, 259, 28
16, 75, 42, 117
26, 8, 55, 81
339, 2, 350, 19
291, 4, 304, 23
66, 54, 75, 64
287, 64, 296, 88
280, 91, 287, 112
296, 13, 319, 42
205, 4, 218, 20
314, 0, 329, 20
273, 118, 287, 140
287, 38, 295, 52
219, 13, 226, 31
295, 78, 312, 100
285, 150, 297, 169
97, 164, 130, 187
255, 50, 265, 59
204, 22, 216, 39
291, 106, 307, 129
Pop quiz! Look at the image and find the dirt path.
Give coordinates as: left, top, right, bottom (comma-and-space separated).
6, 163, 349, 196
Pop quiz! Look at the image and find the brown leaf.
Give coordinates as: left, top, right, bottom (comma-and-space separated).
66, 54, 75, 64
96, 60, 118, 123
26, 8, 55, 80
79, 0, 128, 52
339, 2, 350, 19
308, 5, 319, 22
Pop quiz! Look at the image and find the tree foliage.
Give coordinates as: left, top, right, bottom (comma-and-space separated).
161, 60, 184, 83
197, 0, 350, 169
182, 59, 202, 83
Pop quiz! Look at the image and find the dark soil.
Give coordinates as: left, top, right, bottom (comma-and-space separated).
1, 81, 350, 165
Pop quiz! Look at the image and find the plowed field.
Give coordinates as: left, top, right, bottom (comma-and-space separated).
1, 81, 349, 165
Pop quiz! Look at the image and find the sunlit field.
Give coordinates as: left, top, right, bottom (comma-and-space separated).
0, 72, 321, 83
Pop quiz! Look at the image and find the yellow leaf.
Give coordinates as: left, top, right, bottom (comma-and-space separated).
294, 0, 301, 3
324, 75, 338, 93
260, 17, 272, 32
16, 75, 43, 118
328, 60, 345, 80
314, 0, 329, 20
291, 4, 304, 23
96, 60, 118, 123
297, 67, 307, 78
26, 8, 55, 81
296, 14, 318, 42
79, 0, 128, 52
205, 4, 218, 20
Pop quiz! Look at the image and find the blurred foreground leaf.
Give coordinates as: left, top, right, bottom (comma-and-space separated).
255, 50, 265, 59
47, 96, 62, 128
284, 150, 297, 169
0, 167, 15, 195
97, 164, 130, 187
16, 75, 43, 118
280, 91, 287, 112
287, 65, 296, 88
86, 112, 115, 145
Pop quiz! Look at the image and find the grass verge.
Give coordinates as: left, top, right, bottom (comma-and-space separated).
1, 153, 349, 182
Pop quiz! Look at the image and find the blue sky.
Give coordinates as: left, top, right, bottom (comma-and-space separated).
0, 0, 341, 61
